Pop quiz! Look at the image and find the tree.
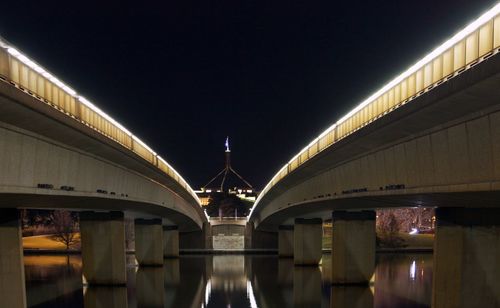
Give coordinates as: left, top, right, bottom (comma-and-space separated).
205, 192, 253, 217
51, 210, 79, 250
377, 210, 405, 248
377, 208, 435, 233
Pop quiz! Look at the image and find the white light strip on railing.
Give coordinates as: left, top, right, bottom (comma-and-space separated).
7, 47, 77, 96
158, 155, 201, 202
336, 2, 500, 126
249, 2, 500, 218
132, 135, 157, 155
0, 36, 201, 205
78, 96, 133, 136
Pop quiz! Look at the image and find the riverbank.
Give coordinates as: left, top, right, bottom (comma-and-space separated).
322, 232, 434, 250
23, 232, 434, 255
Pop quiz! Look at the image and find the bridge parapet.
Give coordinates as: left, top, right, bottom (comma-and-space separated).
250, 3, 500, 218
0, 37, 199, 207
209, 217, 247, 226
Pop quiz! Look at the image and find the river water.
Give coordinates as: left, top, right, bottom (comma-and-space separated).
25, 253, 432, 307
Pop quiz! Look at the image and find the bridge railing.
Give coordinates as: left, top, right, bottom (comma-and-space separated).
251, 3, 500, 213
0, 38, 200, 205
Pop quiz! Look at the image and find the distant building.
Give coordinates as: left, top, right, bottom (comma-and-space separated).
195, 137, 258, 211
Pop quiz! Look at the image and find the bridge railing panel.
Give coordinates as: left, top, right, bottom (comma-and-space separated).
479, 22, 493, 57
0, 49, 8, 78
131, 138, 155, 164
494, 17, 500, 47
289, 157, 299, 172
466, 33, 479, 65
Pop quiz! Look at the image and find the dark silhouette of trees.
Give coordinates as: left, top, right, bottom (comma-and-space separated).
205, 192, 252, 217
51, 210, 79, 250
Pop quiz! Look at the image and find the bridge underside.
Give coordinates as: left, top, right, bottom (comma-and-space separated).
0, 80, 205, 231
256, 190, 500, 231
0, 193, 200, 232
0, 81, 205, 232
252, 50, 500, 231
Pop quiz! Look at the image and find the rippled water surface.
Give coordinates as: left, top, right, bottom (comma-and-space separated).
25, 253, 432, 307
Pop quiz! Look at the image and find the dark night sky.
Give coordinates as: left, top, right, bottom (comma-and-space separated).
0, 1, 498, 189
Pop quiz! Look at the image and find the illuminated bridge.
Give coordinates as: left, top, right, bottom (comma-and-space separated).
2, 3, 500, 308
0, 35, 210, 307
248, 4, 500, 307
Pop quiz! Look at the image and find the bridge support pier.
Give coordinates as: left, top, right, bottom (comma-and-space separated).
244, 221, 253, 249
433, 207, 500, 308
203, 222, 213, 250
0, 209, 26, 308
278, 225, 294, 257
135, 218, 163, 266
80, 211, 127, 285
163, 226, 179, 258
331, 211, 375, 285
294, 218, 322, 265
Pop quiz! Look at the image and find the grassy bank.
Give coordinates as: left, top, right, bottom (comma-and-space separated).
23, 233, 81, 250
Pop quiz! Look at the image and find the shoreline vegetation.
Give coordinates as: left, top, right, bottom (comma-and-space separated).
23, 232, 434, 254
322, 232, 434, 250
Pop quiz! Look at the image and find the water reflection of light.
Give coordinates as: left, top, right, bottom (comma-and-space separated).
410, 260, 416, 280
205, 279, 212, 306
247, 280, 259, 308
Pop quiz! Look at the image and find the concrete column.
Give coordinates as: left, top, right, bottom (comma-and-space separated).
331, 211, 375, 285
432, 208, 500, 308
244, 221, 253, 249
80, 211, 126, 285
203, 222, 213, 249
0, 209, 26, 308
278, 225, 294, 257
135, 218, 163, 266
294, 218, 322, 265
163, 225, 179, 258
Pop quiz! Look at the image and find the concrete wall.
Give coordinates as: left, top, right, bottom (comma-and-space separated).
212, 224, 245, 236
0, 121, 203, 231
213, 235, 244, 250
251, 51, 500, 229
254, 107, 500, 228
